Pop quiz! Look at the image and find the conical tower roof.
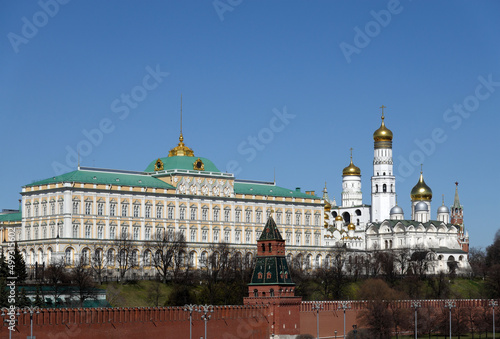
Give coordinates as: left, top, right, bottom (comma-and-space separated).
259, 216, 283, 241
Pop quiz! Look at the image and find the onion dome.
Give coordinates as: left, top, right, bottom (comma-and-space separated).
411, 171, 433, 201
347, 223, 356, 231
342, 150, 361, 176
335, 215, 343, 221
390, 205, 404, 215
373, 109, 393, 142
437, 205, 449, 214
415, 201, 428, 212
437, 196, 449, 214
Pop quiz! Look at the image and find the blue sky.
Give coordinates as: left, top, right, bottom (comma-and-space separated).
1, 1, 499, 248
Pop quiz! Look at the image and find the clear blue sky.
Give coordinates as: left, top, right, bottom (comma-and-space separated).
1, 1, 499, 249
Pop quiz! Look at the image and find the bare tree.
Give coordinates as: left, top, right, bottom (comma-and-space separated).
45, 258, 70, 307
147, 229, 186, 283
70, 256, 97, 306
408, 247, 430, 279
113, 231, 134, 282
393, 247, 411, 276
89, 243, 107, 285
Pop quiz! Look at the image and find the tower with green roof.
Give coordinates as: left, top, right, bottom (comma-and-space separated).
244, 215, 302, 337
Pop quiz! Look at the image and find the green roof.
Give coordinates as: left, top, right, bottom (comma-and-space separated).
259, 217, 283, 241
25, 170, 175, 189
234, 182, 321, 200
145, 156, 220, 173
0, 212, 22, 222
249, 256, 294, 286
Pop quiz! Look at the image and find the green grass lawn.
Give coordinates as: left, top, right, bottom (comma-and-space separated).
101, 280, 173, 307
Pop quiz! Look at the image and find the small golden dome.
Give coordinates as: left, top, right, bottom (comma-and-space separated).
347, 223, 355, 231
411, 172, 433, 201
373, 116, 393, 142
168, 133, 194, 157
335, 215, 343, 221
343, 158, 361, 176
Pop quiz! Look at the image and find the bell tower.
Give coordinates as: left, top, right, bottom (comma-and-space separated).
371, 106, 396, 222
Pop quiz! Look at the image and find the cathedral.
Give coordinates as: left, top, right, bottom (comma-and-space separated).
323, 107, 470, 274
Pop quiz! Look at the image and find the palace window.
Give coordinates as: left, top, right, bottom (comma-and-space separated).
276, 211, 282, 224
213, 208, 219, 221
202, 207, 208, 221
286, 212, 291, 224
256, 230, 261, 239
315, 214, 320, 226
107, 249, 114, 265
190, 207, 197, 220
34, 226, 39, 240
295, 213, 301, 225
110, 226, 116, 239
65, 248, 72, 265
50, 202, 55, 215
98, 203, 104, 216
245, 210, 251, 223
72, 201, 79, 214
42, 203, 47, 216
110, 203, 116, 216
145, 228, 151, 240
224, 209, 230, 222
145, 205, 151, 218
235, 230, 241, 243
133, 205, 140, 217
59, 202, 64, 214
315, 234, 320, 246
256, 211, 262, 223
73, 224, 79, 238
26, 205, 31, 218
235, 210, 241, 222
305, 233, 310, 245
34, 204, 39, 217
190, 229, 196, 242
85, 202, 92, 215
295, 233, 301, 246
286, 232, 291, 245
121, 204, 128, 217
97, 226, 103, 239
85, 225, 91, 238
133, 227, 139, 240
51, 225, 55, 238
245, 230, 251, 243
305, 214, 310, 225
224, 230, 230, 242
213, 229, 219, 242
180, 206, 186, 220
42, 227, 47, 239
202, 230, 208, 242
25, 227, 31, 240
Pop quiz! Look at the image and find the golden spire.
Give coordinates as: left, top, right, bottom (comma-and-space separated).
342, 147, 361, 176
168, 95, 194, 157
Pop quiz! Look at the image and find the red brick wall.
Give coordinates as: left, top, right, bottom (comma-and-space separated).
0, 305, 270, 339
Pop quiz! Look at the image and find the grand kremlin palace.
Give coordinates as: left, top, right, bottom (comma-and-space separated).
0, 110, 470, 276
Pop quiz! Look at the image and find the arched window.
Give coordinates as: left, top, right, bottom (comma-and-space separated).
383, 184, 387, 192
268, 243, 272, 252
254, 289, 258, 297
342, 212, 351, 224
270, 289, 274, 297
375, 184, 378, 193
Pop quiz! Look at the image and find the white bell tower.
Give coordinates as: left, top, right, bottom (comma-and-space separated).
371, 106, 396, 222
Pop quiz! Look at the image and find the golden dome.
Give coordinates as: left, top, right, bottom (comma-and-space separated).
347, 223, 355, 231
342, 157, 361, 176
373, 115, 393, 142
335, 215, 343, 221
411, 172, 433, 201
168, 133, 194, 157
